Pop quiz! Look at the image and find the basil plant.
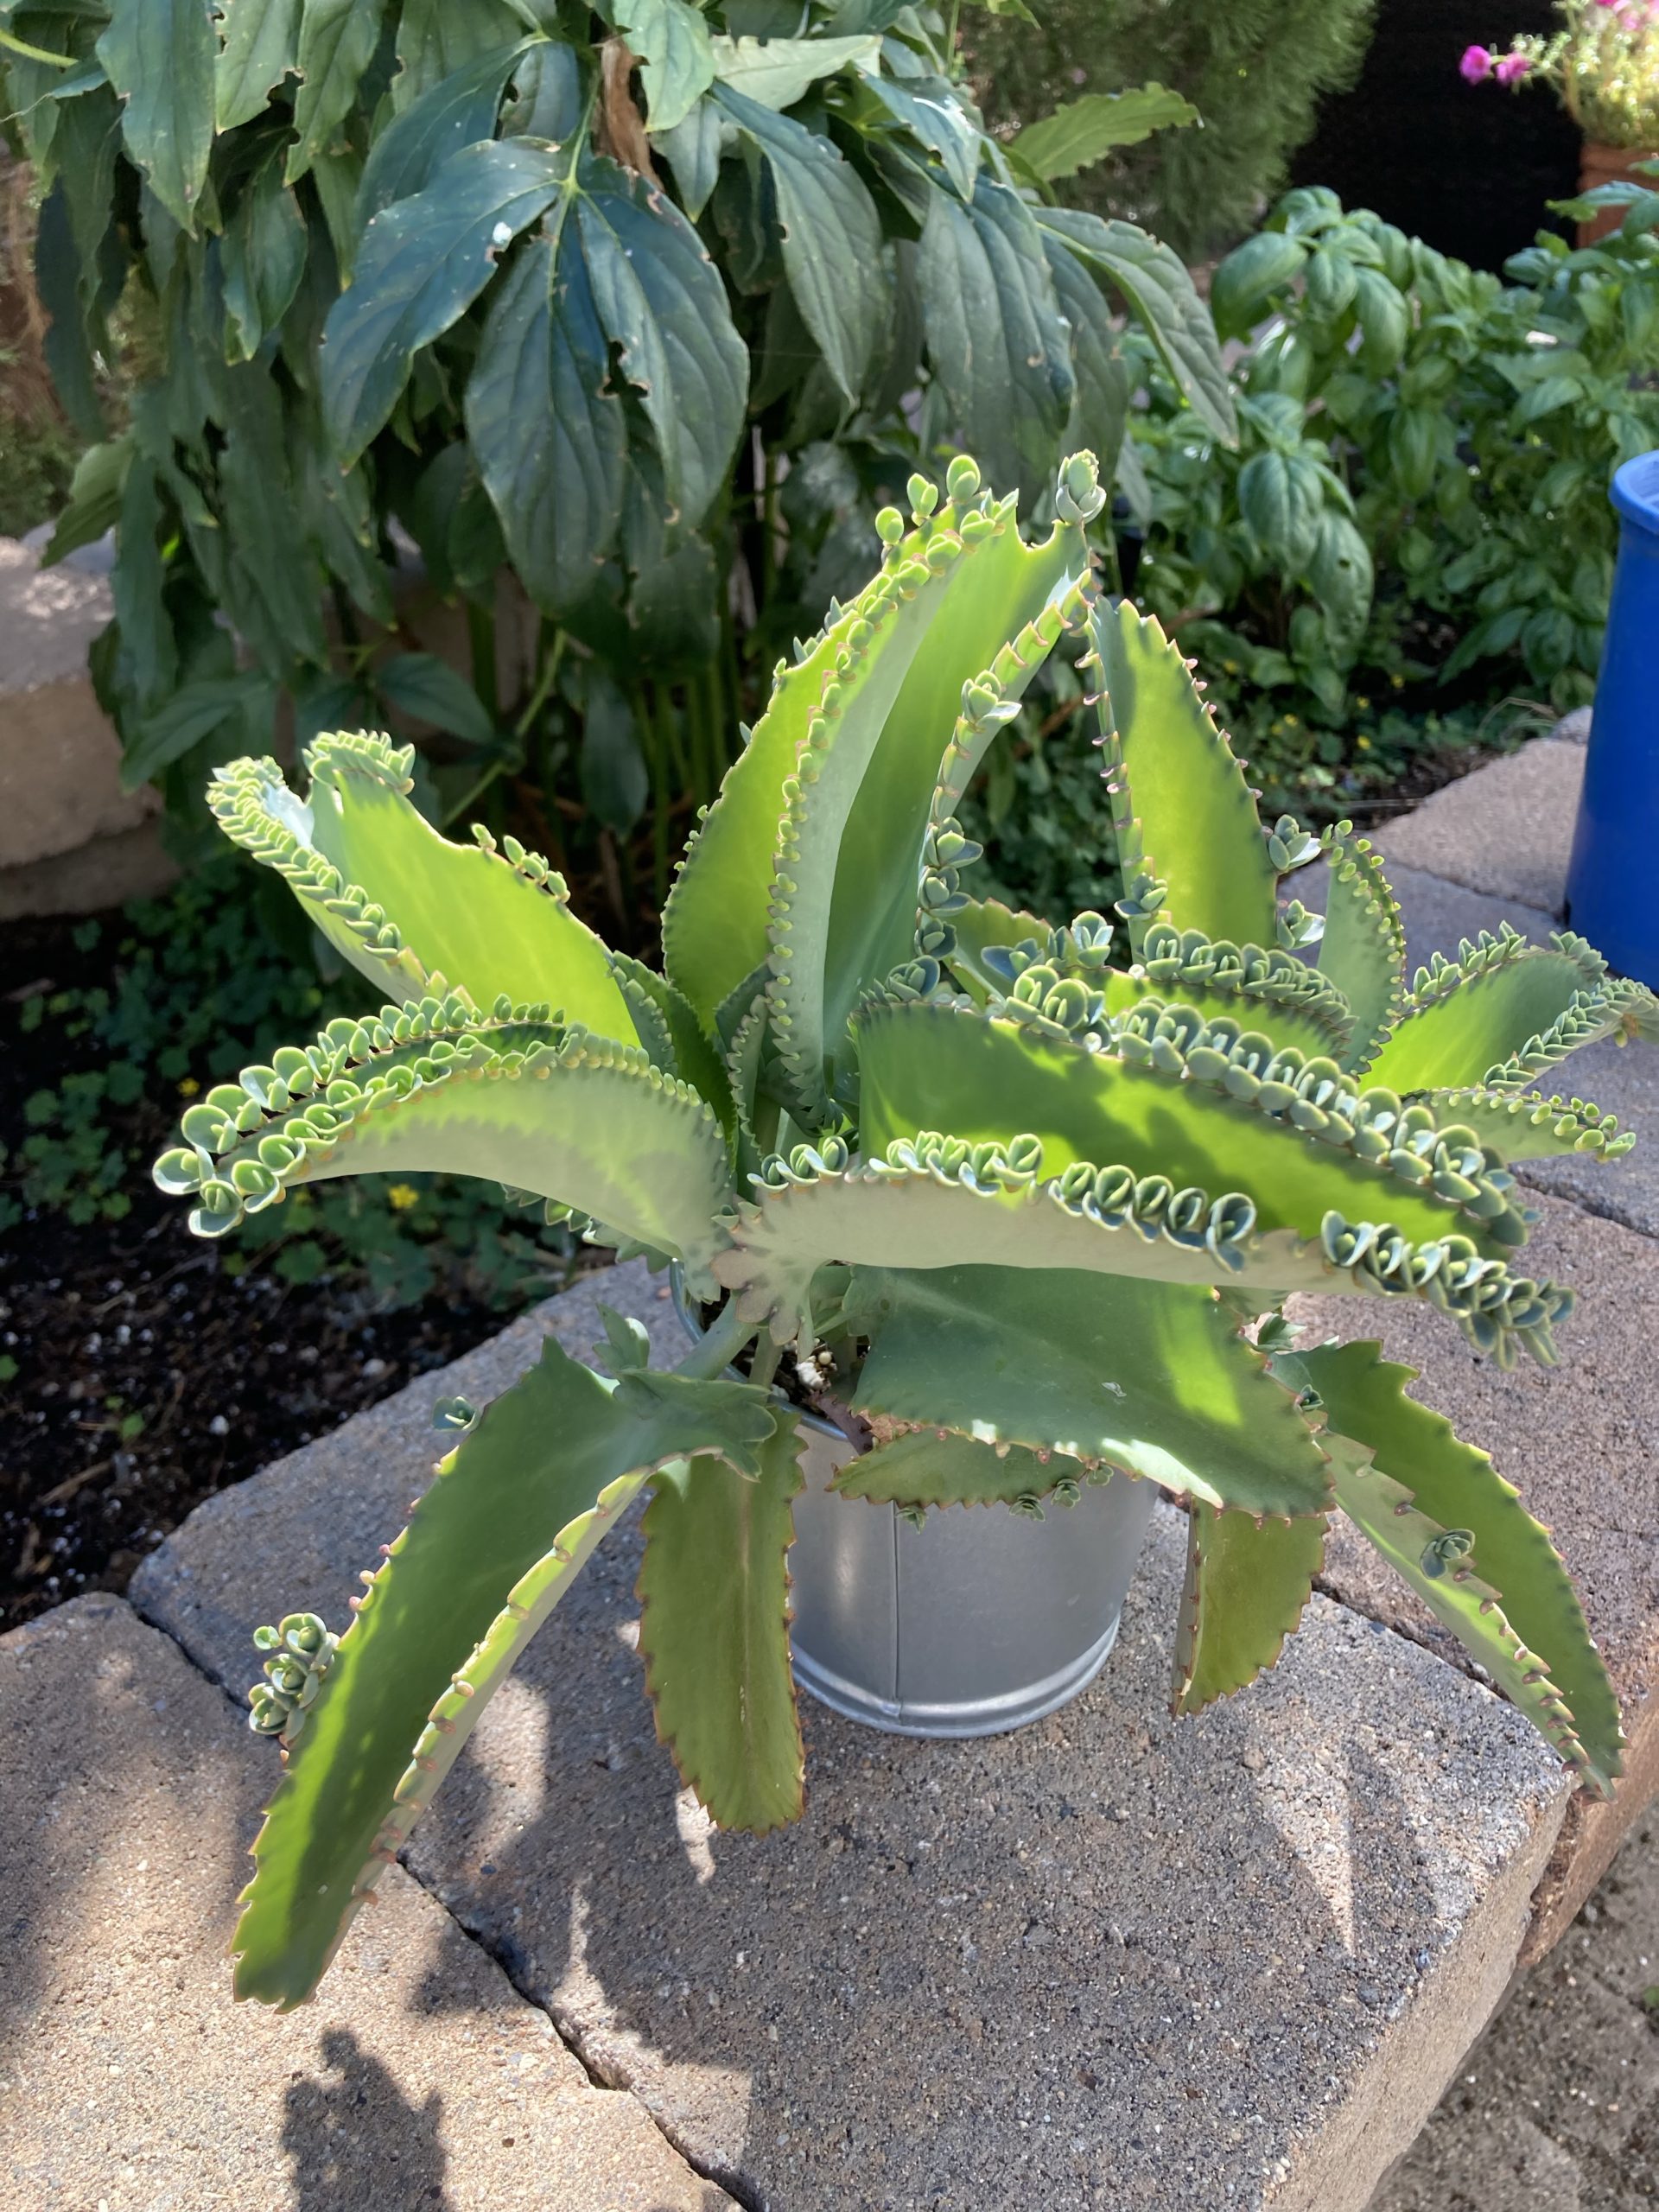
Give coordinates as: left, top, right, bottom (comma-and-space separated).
153, 449, 1650, 2008
10, 0, 1231, 871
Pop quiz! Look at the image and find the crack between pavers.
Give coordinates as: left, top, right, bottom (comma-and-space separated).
125, 1589, 763, 2212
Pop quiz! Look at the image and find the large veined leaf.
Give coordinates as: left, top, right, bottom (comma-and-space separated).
1009, 85, 1198, 182
357, 39, 538, 226
216, 0, 302, 130
918, 177, 1075, 503
1291, 1342, 1622, 1796
1090, 598, 1279, 952
391, 0, 528, 109
614, 0, 715, 133
322, 138, 568, 466
712, 81, 884, 405
465, 148, 748, 613
157, 1008, 736, 1281
854, 999, 1526, 1262
231, 1336, 779, 2005
220, 156, 308, 362
709, 30, 879, 111
851, 1263, 1332, 1518
1172, 1504, 1325, 1714
638, 1409, 805, 1831
96, 0, 215, 231
207, 737, 639, 1043
1036, 206, 1236, 445
859, 73, 981, 204
288, 0, 387, 182
1365, 947, 1605, 1094
1042, 232, 1131, 478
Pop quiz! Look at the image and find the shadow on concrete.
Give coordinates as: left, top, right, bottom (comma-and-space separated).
283, 2026, 452, 2211
390, 1511, 1467, 2211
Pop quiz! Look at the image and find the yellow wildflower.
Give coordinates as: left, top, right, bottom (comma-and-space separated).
387, 1182, 422, 1212
177, 1077, 199, 1097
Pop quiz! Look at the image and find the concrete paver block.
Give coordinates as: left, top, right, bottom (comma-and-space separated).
0, 1594, 732, 2212
134, 1267, 1573, 2212
1375, 741, 1582, 917
1289, 1194, 1659, 1961
1370, 1843, 1659, 2212
0, 537, 155, 874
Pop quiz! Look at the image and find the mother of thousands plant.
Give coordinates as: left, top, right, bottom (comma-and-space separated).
153, 448, 1654, 2008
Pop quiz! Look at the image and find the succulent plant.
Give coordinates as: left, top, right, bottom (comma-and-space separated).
154, 448, 1656, 2008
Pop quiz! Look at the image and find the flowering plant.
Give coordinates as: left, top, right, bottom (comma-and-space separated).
1462, 0, 1659, 146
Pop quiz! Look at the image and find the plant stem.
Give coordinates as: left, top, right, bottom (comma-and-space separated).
673, 1300, 756, 1381
467, 598, 499, 725
748, 1339, 783, 1393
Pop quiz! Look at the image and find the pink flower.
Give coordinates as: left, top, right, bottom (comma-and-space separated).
1495, 49, 1532, 85
1459, 44, 1495, 82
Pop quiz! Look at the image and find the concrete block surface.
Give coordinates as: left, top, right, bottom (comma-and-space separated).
134, 1267, 1573, 2212
0, 1595, 732, 2212
0, 537, 153, 874
1289, 1194, 1659, 1959
1375, 741, 1582, 917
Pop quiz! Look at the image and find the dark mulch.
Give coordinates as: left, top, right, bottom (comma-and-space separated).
0, 913, 545, 1638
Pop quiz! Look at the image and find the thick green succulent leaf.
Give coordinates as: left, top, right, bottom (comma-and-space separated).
156, 1007, 734, 1287
1009, 85, 1198, 181
944, 895, 1052, 1001
1366, 938, 1609, 1095
850, 1262, 1331, 1516
855, 1000, 1526, 1260
1421, 1087, 1635, 1164
833, 1423, 1068, 1510
918, 175, 1076, 501
1318, 830, 1407, 1073
1291, 1341, 1621, 1796
715, 1141, 1344, 1351
711, 81, 884, 405
1098, 923, 1355, 1064
1172, 1503, 1325, 1715
97, 0, 215, 231
1034, 206, 1236, 443
610, 953, 735, 1137
637, 1408, 805, 1832
820, 466, 1097, 1097
662, 454, 1097, 1112
1089, 599, 1277, 952
232, 1335, 779, 2006
216, 0, 302, 131
208, 739, 639, 1044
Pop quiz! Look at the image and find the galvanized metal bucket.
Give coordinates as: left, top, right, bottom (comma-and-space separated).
672, 1280, 1159, 1739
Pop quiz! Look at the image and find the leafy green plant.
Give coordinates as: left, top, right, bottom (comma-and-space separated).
1122, 187, 1659, 803
5, 0, 1230, 910
967, 0, 1377, 260
2, 862, 579, 1306
149, 448, 1654, 2008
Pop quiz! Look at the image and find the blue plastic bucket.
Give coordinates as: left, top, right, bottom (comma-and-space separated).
1565, 450, 1659, 986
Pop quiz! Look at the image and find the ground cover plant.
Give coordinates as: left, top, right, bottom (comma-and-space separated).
147, 448, 1656, 2007
3, 0, 1230, 922
1119, 185, 1659, 809
0, 874, 592, 1637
